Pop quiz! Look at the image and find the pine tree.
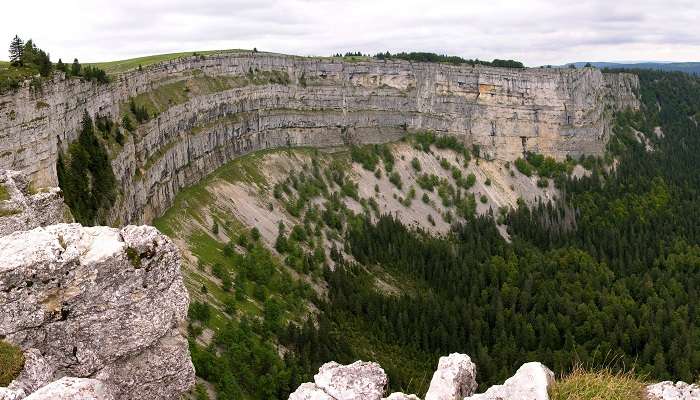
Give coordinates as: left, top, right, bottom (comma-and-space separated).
56, 58, 67, 73
9, 35, 23, 66
71, 58, 81, 76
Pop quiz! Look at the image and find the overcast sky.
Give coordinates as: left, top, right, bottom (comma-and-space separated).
2, 0, 698, 66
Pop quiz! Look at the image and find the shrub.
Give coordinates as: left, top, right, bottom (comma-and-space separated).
439, 158, 450, 170
389, 172, 402, 189
514, 158, 533, 177
480, 194, 488, 203
484, 178, 492, 186
411, 157, 421, 172
422, 192, 430, 204
0, 340, 24, 386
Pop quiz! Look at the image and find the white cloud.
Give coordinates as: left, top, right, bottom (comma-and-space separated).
1, 0, 698, 66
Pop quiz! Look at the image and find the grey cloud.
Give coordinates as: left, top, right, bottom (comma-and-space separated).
1, 0, 698, 66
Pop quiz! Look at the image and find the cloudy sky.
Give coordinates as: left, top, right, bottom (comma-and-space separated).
2, 0, 698, 66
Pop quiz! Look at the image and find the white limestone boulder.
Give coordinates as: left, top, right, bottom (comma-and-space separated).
425, 353, 477, 400
465, 362, 554, 400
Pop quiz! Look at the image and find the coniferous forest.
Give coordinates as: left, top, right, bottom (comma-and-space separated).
182, 69, 700, 399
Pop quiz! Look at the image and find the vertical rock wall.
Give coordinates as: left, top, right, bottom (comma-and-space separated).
0, 53, 639, 225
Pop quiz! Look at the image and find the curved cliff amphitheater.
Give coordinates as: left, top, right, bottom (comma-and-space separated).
0, 51, 638, 225
11, 52, 699, 400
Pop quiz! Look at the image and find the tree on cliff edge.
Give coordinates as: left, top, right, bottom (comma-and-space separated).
9, 35, 23, 66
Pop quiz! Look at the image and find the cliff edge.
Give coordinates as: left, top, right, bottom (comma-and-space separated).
0, 217, 195, 399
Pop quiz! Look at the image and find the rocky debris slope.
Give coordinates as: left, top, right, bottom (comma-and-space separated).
0, 170, 71, 236
0, 223, 195, 399
0, 52, 639, 225
290, 354, 700, 400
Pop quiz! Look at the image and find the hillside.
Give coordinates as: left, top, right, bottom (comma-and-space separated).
2, 48, 700, 400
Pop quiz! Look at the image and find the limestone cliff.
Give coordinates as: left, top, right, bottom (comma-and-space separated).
0, 52, 638, 225
0, 222, 195, 399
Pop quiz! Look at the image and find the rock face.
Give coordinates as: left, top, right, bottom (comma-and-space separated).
465, 362, 554, 400
647, 381, 700, 400
0, 52, 639, 225
0, 170, 71, 236
0, 223, 195, 399
425, 353, 477, 400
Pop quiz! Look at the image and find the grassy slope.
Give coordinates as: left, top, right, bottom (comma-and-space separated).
87, 49, 248, 74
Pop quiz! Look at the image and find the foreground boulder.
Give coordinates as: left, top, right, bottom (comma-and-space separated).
465, 362, 554, 400
289, 361, 388, 400
647, 381, 700, 400
0, 223, 195, 399
0, 170, 70, 237
425, 353, 477, 400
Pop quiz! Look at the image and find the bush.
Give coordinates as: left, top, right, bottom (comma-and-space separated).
480, 194, 488, 203
389, 172, 402, 189
411, 157, 421, 172
0, 340, 24, 386
514, 158, 533, 177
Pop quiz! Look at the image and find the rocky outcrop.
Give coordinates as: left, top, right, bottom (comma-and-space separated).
0, 223, 195, 399
0, 170, 71, 236
0, 52, 639, 225
289, 355, 556, 400
647, 381, 700, 400
465, 362, 554, 400
425, 353, 477, 400
290, 361, 388, 400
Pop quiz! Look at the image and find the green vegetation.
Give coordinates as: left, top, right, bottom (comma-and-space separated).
374, 51, 524, 68
0, 340, 24, 386
0, 183, 9, 201
57, 112, 117, 225
88, 49, 245, 74
550, 367, 646, 400
153, 69, 700, 399
2, 35, 108, 93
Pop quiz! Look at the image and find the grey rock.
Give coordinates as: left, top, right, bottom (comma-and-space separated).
289, 383, 335, 400
0, 223, 194, 399
384, 393, 421, 400
23, 377, 113, 400
290, 360, 388, 400
647, 381, 700, 400
314, 361, 388, 400
425, 353, 477, 400
464, 362, 554, 400
0, 170, 71, 237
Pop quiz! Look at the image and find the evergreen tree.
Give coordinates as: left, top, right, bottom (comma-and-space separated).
71, 58, 81, 76
9, 35, 23, 66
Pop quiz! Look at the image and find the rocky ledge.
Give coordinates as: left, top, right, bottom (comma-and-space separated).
0, 170, 71, 237
0, 223, 195, 399
290, 353, 699, 400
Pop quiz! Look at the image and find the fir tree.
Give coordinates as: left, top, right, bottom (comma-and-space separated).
9, 35, 23, 66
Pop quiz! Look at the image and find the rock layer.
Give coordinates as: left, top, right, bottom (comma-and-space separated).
0, 53, 638, 225
0, 223, 195, 399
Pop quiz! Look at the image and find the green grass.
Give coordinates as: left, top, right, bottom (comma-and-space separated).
0, 340, 24, 386
550, 367, 646, 400
0, 183, 9, 201
87, 49, 250, 74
